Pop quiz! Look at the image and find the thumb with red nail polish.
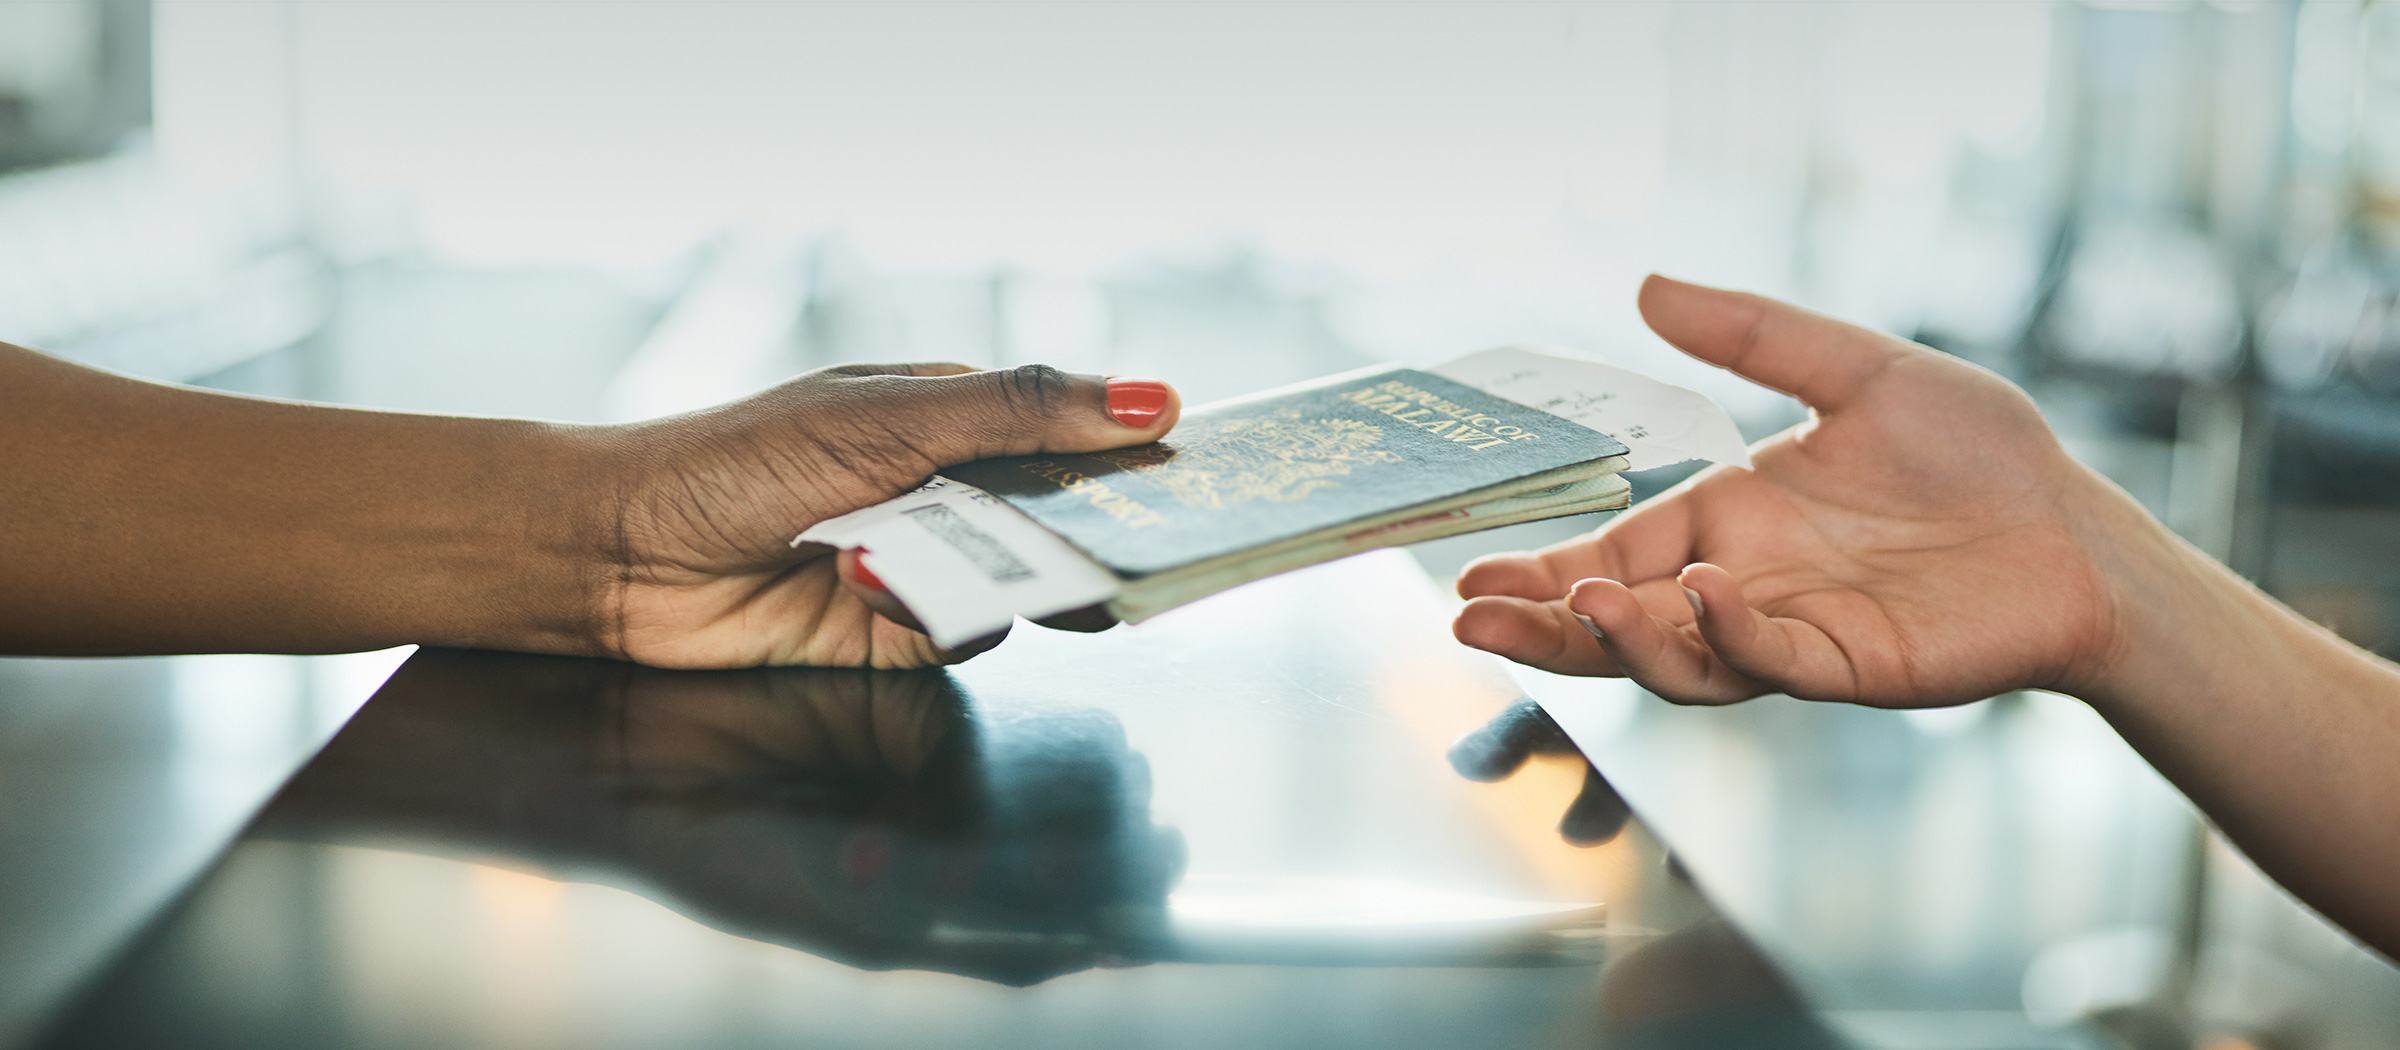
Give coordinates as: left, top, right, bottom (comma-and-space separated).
599, 362, 1179, 672
836, 365, 1181, 462
1105, 377, 1172, 428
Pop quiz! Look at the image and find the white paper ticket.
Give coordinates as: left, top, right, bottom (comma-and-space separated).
1429, 346, 1753, 472
793, 477, 1120, 646
791, 347, 1751, 646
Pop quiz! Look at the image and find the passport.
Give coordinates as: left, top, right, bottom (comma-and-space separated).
798, 346, 1751, 646
938, 367, 1631, 580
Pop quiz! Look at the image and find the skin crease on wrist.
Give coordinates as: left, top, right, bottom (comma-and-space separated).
2073, 488, 2400, 958
1451, 275, 2400, 961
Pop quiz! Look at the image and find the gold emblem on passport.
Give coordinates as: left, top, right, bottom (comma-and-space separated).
1087, 410, 1404, 511
937, 366, 1628, 577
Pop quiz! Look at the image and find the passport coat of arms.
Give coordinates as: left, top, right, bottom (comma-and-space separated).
1088, 409, 1404, 511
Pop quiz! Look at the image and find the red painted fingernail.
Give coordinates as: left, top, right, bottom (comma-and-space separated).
1106, 377, 1170, 428
852, 553, 887, 592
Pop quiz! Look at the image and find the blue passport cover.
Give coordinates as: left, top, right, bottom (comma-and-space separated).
937, 367, 1629, 578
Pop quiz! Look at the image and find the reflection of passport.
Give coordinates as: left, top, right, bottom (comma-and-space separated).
939, 367, 1630, 582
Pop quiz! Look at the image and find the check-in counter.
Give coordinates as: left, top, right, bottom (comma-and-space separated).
24, 553, 1835, 1049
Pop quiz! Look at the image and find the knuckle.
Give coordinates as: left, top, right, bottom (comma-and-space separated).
990, 363, 1076, 415
821, 363, 904, 379
823, 362, 972, 381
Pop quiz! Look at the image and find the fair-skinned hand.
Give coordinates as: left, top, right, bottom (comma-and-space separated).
1454, 275, 2129, 707
1454, 275, 2400, 960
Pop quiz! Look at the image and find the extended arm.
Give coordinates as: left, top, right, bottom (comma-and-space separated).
0, 341, 599, 656
2083, 501, 2400, 957
0, 340, 1176, 667
1454, 277, 2400, 958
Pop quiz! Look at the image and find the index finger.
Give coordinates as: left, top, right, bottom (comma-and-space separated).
837, 549, 1006, 661
1458, 486, 1697, 602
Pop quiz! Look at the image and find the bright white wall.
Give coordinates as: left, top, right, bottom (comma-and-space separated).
161, 2, 1644, 272
145, 0, 2055, 401
151, 2, 2041, 274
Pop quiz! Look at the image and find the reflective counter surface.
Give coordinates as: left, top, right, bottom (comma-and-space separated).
32, 554, 1839, 1049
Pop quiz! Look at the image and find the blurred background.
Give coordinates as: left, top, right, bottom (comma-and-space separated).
3, 1, 2397, 1047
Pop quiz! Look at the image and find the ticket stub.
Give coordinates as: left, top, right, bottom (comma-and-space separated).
1429, 346, 1753, 472
793, 477, 1120, 646
793, 346, 1752, 647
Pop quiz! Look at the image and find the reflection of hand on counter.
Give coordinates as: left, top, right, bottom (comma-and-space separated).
1447, 700, 1630, 847
1449, 703, 1841, 1046
1594, 920, 1845, 1050
263, 650, 1183, 986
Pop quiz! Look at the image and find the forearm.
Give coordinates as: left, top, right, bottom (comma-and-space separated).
0, 342, 614, 657
2075, 478, 2400, 957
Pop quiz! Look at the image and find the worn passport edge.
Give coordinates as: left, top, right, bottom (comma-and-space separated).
1111, 455, 1627, 592
1108, 472, 1634, 623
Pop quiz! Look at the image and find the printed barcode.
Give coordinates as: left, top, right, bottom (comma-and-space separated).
902, 504, 1035, 583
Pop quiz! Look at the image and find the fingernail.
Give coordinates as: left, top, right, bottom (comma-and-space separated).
1573, 613, 1606, 640
1106, 377, 1170, 428
853, 553, 888, 592
1682, 586, 1704, 617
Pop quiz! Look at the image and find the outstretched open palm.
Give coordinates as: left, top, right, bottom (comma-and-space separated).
1453, 276, 2132, 708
